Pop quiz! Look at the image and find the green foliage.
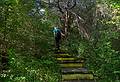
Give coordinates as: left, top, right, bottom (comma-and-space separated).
108, 0, 120, 8
1, 49, 60, 82
0, 0, 60, 82
1, 0, 120, 82
64, 0, 120, 81
0, 0, 19, 6
78, 23, 120, 81
77, 0, 120, 81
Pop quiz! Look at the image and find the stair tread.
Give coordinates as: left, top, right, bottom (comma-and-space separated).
56, 57, 84, 61
62, 68, 89, 74
55, 53, 70, 56
54, 51, 67, 54
57, 58, 77, 61
54, 54, 72, 58
60, 63, 83, 68
58, 60, 84, 63
62, 80, 95, 82
54, 52, 94, 81
62, 74, 94, 80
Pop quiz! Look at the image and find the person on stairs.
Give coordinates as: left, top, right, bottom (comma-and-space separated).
53, 27, 65, 51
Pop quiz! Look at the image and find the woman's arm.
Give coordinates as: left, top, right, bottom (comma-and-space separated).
61, 32, 65, 36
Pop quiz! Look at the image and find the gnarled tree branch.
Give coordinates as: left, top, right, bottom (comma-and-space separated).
68, 0, 77, 9
57, 0, 64, 13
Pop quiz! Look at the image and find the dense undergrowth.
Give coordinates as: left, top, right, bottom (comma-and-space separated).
0, 0, 60, 82
62, 0, 120, 81
0, 48, 60, 82
77, 0, 120, 81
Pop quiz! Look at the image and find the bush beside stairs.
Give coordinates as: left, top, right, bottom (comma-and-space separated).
54, 51, 95, 82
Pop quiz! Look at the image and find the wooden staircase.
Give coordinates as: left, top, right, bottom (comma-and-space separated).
54, 51, 95, 82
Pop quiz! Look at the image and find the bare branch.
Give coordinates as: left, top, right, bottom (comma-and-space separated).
57, 0, 64, 13
70, 11, 84, 22
68, 0, 76, 9
73, 11, 90, 39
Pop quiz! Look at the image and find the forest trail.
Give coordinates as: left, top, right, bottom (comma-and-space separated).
54, 51, 95, 82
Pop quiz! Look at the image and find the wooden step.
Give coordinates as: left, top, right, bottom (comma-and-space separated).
62, 68, 89, 74
62, 80, 95, 82
57, 58, 76, 61
54, 54, 72, 58
54, 51, 68, 54
60, 63, 84, 68
56, 57, 84, 61
58, 60, 84, 63
62, 74, 94, 80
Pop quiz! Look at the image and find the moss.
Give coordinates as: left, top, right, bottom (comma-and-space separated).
62, 74, 94, 80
